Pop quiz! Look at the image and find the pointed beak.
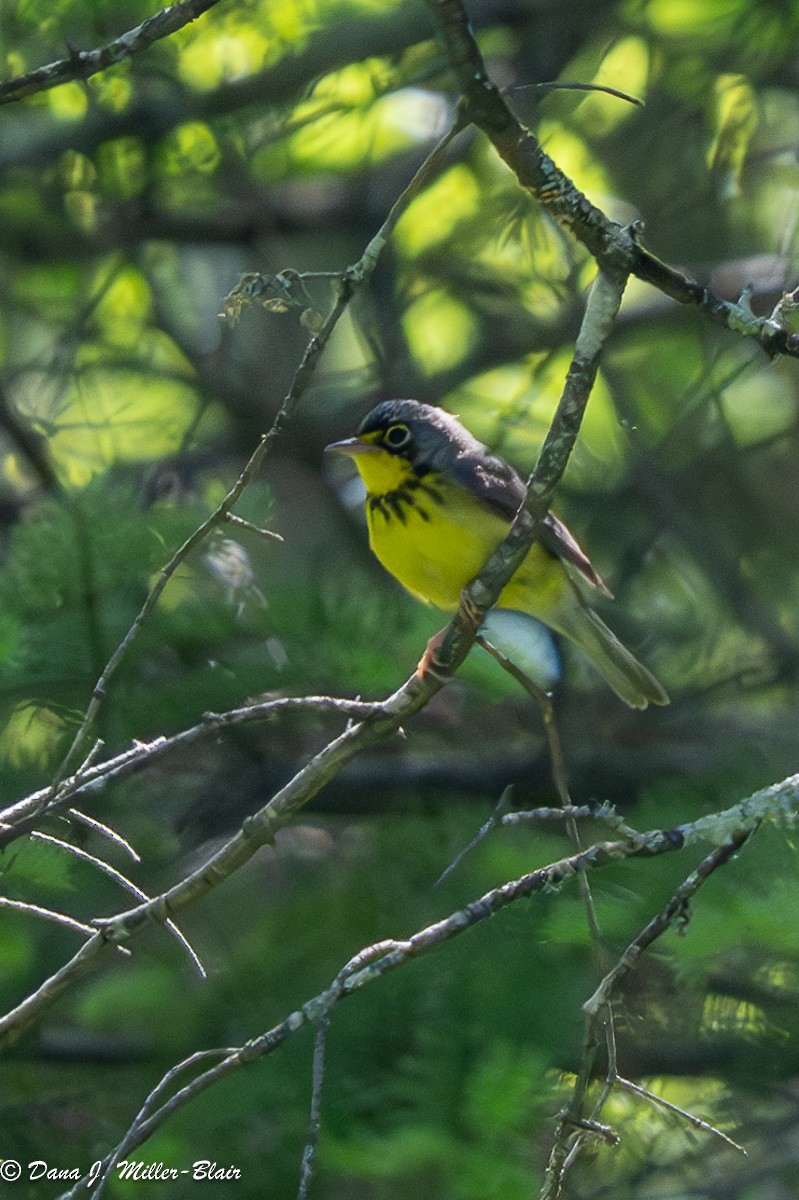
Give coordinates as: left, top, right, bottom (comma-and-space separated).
324, 437, 380, 458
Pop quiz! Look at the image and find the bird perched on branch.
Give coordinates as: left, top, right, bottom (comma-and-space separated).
326, 400, 668, 709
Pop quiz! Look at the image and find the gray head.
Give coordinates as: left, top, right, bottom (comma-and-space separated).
354, 399, 484, 475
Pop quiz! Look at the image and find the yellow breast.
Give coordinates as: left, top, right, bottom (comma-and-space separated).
359, 454, 568, 621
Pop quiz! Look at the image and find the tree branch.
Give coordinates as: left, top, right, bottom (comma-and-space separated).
0, 696, 385, 844
0, 254, 630, 1042
425, 264, 628, 678
423, 0, 799, 358
541, 829, 753, 1198
44, 120, 460, 789
57, 780, 794, 1197
0, 0, 225, 106
6, 768, 795, 1050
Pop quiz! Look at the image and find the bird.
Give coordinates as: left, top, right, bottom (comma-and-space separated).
325, 400, 668, 709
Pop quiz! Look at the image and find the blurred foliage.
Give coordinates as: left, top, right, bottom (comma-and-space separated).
1, 0, 799, 1197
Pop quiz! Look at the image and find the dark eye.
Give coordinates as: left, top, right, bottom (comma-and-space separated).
384, 424, 411, 450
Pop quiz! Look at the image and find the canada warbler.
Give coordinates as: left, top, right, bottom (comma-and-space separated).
326, 400, 668, 709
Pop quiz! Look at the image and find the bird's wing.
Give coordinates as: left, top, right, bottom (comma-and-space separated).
451, 450, 612, 597
449, 450, 526, 519
540, 513, 613, 597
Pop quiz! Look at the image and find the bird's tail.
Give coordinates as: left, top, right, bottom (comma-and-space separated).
558, 601, 669, 710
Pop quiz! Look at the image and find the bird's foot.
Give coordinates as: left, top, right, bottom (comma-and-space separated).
416, 630, 452, 684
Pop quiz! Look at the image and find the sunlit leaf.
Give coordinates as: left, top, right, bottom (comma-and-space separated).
45, 81, 88, 119
402, 289, 478, 374
718, 366, 795, 446
396, 164, 481, 255
161, 122, 222, 175
0, 702, 67, 770
707, 73, 758, 198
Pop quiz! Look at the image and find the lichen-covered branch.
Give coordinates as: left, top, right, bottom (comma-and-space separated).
0, 257, 630, 1042
423, 0, 799, 358
57, 778, 799, 1197
540, 829, 753, 1199
7, 768, 795, 1051
48, 122, 459, 788
0, 0, 224, 106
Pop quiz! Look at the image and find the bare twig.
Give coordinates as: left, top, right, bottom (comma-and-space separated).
434, 785, 514, 887
541, 828, 754, 1199
65, 809, 141, 862
0, 695, 385, 839
582, 829, 753, 1017
223, 513, 283, 541
615, 1076, 746, 1155
423, 0, 799, 359
297, 1014, 330, 1200
55, 811, 768, 1197
69, 1048, 236, 1200
475, 635, 605, 948
0, 896, 127, 950
31, 832, 206, 979
532, 81, 645, 107
49, 116, 464, 790
60, 942, 409, 1199
0, 0, 224, 106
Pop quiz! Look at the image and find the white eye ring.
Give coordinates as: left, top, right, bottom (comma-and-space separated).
384, 424, 411, 449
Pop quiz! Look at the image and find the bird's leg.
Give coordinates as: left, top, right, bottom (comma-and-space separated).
416, 629, 450, 683
416, 591, 485, 683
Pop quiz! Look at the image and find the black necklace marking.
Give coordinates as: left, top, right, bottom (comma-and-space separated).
367, 475, 445, 525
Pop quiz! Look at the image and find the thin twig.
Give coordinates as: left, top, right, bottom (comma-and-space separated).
297, 1014, 330, 1200
54, 818, 762, 1198
31, 832, 206, 979
48, 116, 465, 790
582, 829, 753, 1017
0, 0, 224, 106
71, 1049, 236, 1200
65, 809, 141, 862
540, 829, 754, 1199
0, 896, 127, 950
61, 941, 411, 1199
533, 81, 645, 107
434, 785, 514, 887
224, 513, 284, 541
0, 695, 386, 837
615, 1076, 746, 1155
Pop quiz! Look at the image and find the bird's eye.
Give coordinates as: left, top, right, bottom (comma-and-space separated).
384, 423, 411, 450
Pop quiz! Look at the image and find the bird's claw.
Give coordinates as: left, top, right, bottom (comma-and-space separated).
416, 631, 452, 684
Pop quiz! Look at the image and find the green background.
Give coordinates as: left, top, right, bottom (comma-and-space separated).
1, 0, 799, 1196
